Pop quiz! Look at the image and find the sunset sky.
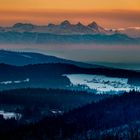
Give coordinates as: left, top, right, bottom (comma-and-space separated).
0, 0, 140, 28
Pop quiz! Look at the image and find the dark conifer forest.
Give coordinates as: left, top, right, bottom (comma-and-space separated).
0, 90, 140, 140
0, 52, 140, 139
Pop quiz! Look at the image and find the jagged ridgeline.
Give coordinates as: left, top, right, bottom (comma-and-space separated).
0, 21, 139, 44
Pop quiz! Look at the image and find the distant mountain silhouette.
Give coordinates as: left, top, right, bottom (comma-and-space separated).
0, 21, 139, 44
116, 27, 140, 37
1, 21, 112, 35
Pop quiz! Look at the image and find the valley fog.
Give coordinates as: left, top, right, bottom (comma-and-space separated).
0, 43, 140, 70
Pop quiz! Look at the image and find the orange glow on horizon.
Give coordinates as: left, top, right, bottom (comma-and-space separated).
1, 0, 140, 11
0, 0, 140, 27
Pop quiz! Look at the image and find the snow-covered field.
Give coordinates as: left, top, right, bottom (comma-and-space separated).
0, 78, 30, 85
0, 110, 22, 120
65, 74, 140, 94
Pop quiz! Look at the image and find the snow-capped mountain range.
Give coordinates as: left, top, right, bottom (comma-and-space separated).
116, 27, 140, 37
0, 21, 139, 44
0, 20, 139, 37
0, 20, 114, 35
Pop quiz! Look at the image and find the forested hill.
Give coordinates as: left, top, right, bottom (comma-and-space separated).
2, 90, 140, 140
0, 50, 98, 68
0, 63, 140, 89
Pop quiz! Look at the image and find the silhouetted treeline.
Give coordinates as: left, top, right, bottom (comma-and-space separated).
1, 90, 140, 139
0, 88, 105, 124
0, 88, 103, 108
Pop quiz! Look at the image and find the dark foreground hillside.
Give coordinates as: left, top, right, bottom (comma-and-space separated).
0, 88, 105, 123
1, 90, 140, 140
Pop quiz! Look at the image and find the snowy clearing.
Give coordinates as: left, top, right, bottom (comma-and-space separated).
0, 78, 30, 85
65, 74, 140, 94
0, 110, 22, 120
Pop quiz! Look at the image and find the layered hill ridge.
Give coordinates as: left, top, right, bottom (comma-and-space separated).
0, 50, 100, 68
